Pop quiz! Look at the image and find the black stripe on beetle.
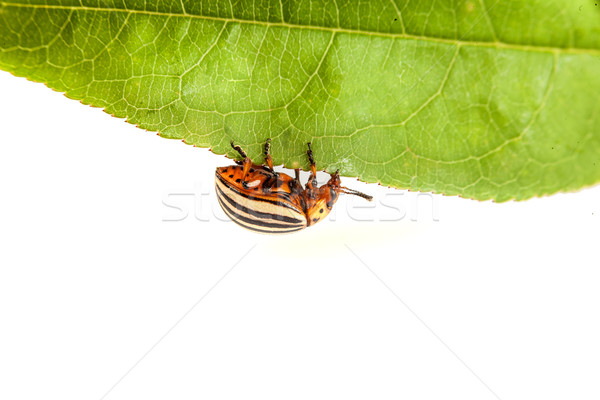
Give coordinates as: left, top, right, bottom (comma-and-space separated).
217, 197, 305, 234
215, 184, 305, 225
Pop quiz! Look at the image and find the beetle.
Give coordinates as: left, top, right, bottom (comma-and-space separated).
215, 138, 372, 234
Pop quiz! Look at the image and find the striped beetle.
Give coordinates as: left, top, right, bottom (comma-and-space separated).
215, 139, 372, 234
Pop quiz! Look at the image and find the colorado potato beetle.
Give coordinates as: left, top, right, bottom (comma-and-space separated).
215, 139, 372, 234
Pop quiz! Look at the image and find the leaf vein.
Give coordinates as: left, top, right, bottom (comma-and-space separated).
1, 2, 597, 55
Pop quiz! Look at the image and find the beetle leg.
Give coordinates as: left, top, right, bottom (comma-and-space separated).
264, 138, 275, 173
231, 140, 248, 159
231, 141, 252, 187
307, 142, 317, 177
306, 142, 318, 189
285, 168, 303, 195
241, 159, 252, 186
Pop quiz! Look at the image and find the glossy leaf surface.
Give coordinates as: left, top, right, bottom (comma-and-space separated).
1, 0, 599, 201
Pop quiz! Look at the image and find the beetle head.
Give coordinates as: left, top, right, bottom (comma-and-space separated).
326, 170, 342, 188
326, 170, 372, 201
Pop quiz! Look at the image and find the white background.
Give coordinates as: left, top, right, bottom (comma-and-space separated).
1, 70, 599, 400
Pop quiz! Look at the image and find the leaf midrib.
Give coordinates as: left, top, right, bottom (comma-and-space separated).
2, 1, 599, 56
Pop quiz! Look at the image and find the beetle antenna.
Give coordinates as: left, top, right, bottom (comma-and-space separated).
340, 187, 373, 201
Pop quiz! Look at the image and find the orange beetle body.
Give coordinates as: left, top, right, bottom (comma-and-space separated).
215, 139, 372, 234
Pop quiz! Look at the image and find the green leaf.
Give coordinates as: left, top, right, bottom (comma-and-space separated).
1, 0, 599, 201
